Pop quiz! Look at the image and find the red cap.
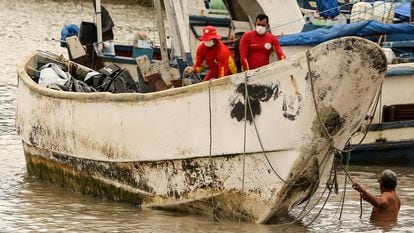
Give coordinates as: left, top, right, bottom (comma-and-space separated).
199, 26, 222, 41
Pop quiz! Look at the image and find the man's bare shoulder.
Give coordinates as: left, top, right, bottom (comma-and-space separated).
380, 190, 400, 208
381, 190, 399, 199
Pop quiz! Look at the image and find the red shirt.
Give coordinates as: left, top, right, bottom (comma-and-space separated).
193, 40, 237, 81
239, 30, 285, 70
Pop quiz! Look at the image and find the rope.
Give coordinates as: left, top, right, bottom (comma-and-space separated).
287, 47, 370, 228
238, 45, 380, 225
336, 160, 355, 184
207, 79, 219, 222
304, 184, 333, 227
306, 50, 335, 143
238, 73, 248, 223
335, 154, 365, 219
280, 38, 383, 228
243, 64, 337, 227
247, 86, 335, 187
278, 180, 319, 229
244, 93, 288, 183
282, 161, 337, 230
354, 86, 382, 146
244, 64, 333, 185
338, 150, 350, 220
378, 87, 383, 125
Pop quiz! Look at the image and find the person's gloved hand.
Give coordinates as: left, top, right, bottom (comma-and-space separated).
184, 66, 195, 75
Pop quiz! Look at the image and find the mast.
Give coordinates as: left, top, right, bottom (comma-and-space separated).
95, 0, 103, 52
154, 0, 169, 68
164, 0, 182, 58
172, 0, 193, 66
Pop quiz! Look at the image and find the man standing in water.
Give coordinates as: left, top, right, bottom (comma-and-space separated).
352, 169, 401, 224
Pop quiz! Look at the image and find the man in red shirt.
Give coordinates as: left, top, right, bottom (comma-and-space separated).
239, 14, 286, 71
184, 26, 236, 81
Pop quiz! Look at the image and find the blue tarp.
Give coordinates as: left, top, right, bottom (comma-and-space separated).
395, 2, 411, 22
316, 0, 340, 18
279, 20, 414, 46
60, 24, 79, 48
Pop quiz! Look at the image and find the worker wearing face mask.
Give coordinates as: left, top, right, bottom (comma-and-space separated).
239, 14, 286, 71
184, 26, 236, 81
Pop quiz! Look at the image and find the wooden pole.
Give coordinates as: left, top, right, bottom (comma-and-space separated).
411, 0, 414, 23
154, 0, 169, 68
172, 0, 193, 65
163, 0, 182, 58
95, 0, 103, 52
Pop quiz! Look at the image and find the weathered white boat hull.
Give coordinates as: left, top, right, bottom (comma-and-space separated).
16, 37, 386, 223
23, 141, 322, 222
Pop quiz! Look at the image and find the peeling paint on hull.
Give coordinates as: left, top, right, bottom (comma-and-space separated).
16, 37, 386, 223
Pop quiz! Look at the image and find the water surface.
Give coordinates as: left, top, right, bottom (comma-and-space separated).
1, 0, 413, 232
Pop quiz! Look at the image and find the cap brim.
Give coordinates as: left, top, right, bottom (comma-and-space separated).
199, 34, 222, 41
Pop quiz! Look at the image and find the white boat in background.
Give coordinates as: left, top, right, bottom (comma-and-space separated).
349, 62, 414, 166
16, 36, 386, 223
276, 1, 414, 165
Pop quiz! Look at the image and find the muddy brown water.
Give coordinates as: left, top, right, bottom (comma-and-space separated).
1, 0, 413, 232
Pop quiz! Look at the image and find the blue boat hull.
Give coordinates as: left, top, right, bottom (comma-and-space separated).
349, 140, 414, 166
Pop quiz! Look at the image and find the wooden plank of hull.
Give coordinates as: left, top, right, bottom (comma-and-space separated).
16, 37, 386, 223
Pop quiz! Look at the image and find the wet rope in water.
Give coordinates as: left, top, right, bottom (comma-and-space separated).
281, 161, 337, 230
280, 39, 384, 228
339, 150, 350, 219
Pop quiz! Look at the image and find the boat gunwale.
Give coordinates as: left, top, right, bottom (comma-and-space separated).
17, 37, 386, 104
17, 51, 236, 103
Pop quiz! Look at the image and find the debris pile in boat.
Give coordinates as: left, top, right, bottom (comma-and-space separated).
33, 62, 139, 93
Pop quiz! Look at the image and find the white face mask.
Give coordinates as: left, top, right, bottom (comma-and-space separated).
204, 40, 215, 47
256, 26, 266, 35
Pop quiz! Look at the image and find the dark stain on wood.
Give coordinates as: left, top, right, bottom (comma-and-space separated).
230, 83, 280, 123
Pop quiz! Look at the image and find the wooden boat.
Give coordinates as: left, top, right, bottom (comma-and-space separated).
62, 0, 414, 166
349, 62, 414, 166
277, 1, 414, 165
16, 37, 386, 223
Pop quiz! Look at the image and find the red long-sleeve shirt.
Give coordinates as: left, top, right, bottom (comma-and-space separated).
239, 30, 285, 71
193, 40, 237, 81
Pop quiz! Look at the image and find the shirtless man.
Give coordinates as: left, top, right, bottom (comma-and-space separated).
352, 169, 401, 224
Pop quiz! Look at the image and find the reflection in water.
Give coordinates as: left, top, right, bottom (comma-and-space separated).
1, 0, 413, 232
